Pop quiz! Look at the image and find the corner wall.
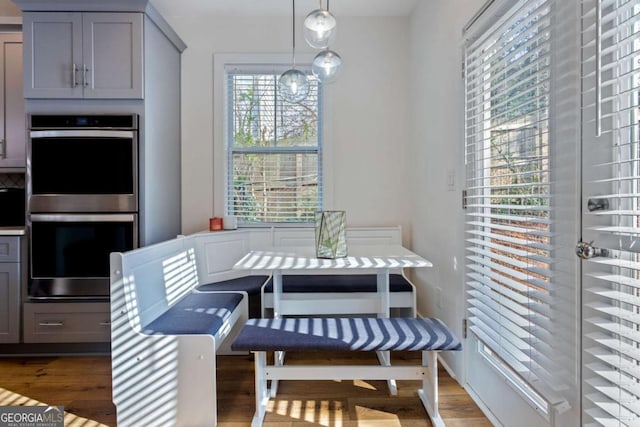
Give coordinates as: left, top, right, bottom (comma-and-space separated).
408, 0, 484, 379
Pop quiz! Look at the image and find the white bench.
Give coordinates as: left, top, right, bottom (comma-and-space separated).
110, 236, 249, 427
110, 226, 416, 426
231, 317, 462, 427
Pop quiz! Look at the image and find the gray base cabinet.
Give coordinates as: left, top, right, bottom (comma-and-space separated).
0, 34, 25, 169
23, 302, 110, 343
23, 12, 143, 99
0, 236, 20, 343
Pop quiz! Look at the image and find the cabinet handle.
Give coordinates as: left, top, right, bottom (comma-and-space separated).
72, 63, 78, 87
99, 321, 111, 326
39, 321, 64, 327
83, 64, 90, 88
0, 139, 4, 159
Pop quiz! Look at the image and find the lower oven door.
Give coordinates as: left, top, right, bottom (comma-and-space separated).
29, 213, 138, 300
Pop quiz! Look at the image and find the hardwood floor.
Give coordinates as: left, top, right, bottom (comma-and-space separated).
0, 351, 491, 426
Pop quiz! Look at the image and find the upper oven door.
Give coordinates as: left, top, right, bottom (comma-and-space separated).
28, 129, 138, 212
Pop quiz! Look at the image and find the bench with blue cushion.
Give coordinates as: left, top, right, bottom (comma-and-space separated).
143, 291, 244, 335
111, 226, 409, 426
198, 275, 269, 318
232, 317, 461, 427
261, 274, 416, 317
110, 237, 249, 427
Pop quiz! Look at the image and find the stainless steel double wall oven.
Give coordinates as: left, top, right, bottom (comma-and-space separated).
27, 114, 139, 299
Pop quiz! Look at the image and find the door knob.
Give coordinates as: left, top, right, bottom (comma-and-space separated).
587, 198, 609, 212
575, 240, 609, 259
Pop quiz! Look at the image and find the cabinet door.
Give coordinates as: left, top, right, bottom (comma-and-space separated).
0, 237, 21, 343
0, 263, 19, 343
0, 34, 25, 169
82, 13, 143, 99
23, 12, 83, 98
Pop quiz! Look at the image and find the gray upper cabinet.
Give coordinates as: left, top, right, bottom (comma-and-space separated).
0, 33, 25, 169
23, 12, 143, 99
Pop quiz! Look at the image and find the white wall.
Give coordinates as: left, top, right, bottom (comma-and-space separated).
150, 3, 412, 238
408, 0, 484, 379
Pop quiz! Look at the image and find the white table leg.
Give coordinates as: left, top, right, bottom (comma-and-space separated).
272, 270, 283, 396
376, 269, 397, 395
273, 269, 282, 319
377, 270, 390, 318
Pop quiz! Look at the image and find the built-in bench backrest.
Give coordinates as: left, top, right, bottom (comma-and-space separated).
112, 235, 200, 332
193, 229, 272, 284
272, 226, 405, 276
112, 226, 405, 331
272, 226, 401, 247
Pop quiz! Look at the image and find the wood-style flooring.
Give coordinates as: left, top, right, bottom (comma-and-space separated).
0, 351, 492, 426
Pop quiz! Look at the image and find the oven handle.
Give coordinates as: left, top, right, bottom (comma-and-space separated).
30, 213, 137, 222
29, 130, 136, 139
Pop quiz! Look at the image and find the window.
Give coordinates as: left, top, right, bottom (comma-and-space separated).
225, 65, 322, 224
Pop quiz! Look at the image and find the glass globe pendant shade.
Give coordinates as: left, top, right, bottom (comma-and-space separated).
278, 69, 310, 103
312, 50, 342, 84
303, 9, 337, 49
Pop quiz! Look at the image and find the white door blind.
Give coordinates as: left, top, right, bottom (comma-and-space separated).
226, 66, 322, 224
465, 0, 564, 404
581, 0, 640, 425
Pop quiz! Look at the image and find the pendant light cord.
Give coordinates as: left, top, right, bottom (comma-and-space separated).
292, 0, 296, 67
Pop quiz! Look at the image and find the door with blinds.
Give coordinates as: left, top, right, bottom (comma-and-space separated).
464, 0, 581, 425
465, 0, 640, 426
581, 0, 640, 425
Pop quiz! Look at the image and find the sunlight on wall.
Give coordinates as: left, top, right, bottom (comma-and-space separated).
111, 243, 207, 426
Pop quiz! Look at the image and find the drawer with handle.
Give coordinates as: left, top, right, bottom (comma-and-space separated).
0, 236, 20, 263
23, 302, 110, 343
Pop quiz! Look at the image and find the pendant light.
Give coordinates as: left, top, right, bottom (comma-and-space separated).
312, 49, 342, 83
309, 0, 342, 84
279, 0, 310, 103
303, 0, 337, 49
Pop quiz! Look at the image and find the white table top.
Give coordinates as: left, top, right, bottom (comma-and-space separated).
233, 245, 433, 271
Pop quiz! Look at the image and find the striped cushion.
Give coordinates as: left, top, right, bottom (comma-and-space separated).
262, 274, 413, 293
143, 291, 243, 336
231, 317, 461, 352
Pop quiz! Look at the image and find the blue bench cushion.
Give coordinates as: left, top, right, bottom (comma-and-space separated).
198, 275, 269, 295
263, 274, 413, 293
231, 317, 462, 352
143, 291, 243, 335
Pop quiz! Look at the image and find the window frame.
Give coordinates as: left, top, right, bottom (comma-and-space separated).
213, 53, 326, 227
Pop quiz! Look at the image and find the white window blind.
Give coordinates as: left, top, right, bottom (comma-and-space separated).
464, 0, 567, 406
581, 0, 640, 425
226, 65, 322, 224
